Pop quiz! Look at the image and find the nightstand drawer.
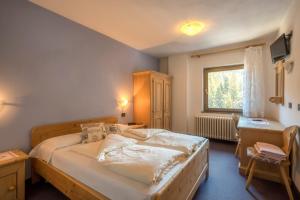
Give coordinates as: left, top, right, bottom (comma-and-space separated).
0, 150, 28, 200
0, 173, 17, 200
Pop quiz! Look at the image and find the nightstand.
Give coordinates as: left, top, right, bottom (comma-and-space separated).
0, 150, 28, 200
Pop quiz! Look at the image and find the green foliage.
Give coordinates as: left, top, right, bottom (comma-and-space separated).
208, 69, 243, 109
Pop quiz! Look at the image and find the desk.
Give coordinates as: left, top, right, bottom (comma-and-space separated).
237, 117, 286, 183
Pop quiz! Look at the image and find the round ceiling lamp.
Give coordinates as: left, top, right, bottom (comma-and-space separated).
180, 21, 205, 36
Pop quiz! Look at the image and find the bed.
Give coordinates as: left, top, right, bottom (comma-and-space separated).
30, 116, 209, 200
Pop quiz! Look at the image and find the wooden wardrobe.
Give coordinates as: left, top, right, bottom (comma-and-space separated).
133, 71, 172, 130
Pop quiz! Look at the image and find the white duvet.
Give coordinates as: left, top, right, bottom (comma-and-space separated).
71, 134, 185, 185
120, 129, 165, 140
29, 133, 82, 163
121, 129, 205, 155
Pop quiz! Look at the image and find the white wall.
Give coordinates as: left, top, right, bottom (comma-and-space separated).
168, 48, 274, 133
188, 49, 245, 132
168, 0, 300, 189
269, 0, 300, 191
168, 54, 190, 133
159, 57, 169, 74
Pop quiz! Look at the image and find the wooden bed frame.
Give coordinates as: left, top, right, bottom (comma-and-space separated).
31, 116, 209, 200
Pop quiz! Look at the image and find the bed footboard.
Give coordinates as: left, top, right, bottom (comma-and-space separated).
154, 139, 209, 200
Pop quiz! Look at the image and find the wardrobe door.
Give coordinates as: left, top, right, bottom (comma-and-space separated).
151, 77, 164, 128
163, 79, 172, 130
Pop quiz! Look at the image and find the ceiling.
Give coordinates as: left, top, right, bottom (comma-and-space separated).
30, 0, 292, 57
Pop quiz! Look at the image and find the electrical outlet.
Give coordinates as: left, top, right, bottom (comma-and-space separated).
298, 104, 300, 111
288, 102, 292, 109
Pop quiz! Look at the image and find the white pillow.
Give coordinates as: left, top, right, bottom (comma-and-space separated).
29, 133, 82, 163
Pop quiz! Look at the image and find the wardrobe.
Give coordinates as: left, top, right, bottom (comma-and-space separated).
133, 71, 172, 130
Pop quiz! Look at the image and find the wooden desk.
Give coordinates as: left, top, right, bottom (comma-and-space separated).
237, 117, 286, 183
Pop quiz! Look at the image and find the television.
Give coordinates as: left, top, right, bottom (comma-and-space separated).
270, 34, 290, 63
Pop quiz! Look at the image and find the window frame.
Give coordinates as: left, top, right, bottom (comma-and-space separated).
203, 64, 244, 113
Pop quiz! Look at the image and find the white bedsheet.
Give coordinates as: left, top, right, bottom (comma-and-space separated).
51, 143, 185, 200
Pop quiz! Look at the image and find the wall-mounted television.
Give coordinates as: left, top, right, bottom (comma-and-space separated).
270, 33, 290, 63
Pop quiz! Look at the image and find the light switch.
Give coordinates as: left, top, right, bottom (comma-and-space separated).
298, 104, 300, 111
288, 102, 292, 109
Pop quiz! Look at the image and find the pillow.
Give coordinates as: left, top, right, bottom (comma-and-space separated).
80, 123, 106, 143
105, 124, 122, 135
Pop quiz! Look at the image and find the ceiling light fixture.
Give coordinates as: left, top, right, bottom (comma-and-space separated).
180, 21, 205, 36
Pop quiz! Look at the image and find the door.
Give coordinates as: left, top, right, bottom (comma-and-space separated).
163, 79, 171, 130
151, 77, 164, 128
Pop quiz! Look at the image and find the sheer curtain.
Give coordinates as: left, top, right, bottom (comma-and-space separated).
243, 46, 265, 118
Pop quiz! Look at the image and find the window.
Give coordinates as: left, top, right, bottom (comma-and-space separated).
204, 65, 244, 113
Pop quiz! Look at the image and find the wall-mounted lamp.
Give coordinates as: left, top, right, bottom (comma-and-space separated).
119, 98, 129, 117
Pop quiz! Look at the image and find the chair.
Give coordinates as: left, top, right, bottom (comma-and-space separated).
245, 126, 298, 200
232, 114, 240, 157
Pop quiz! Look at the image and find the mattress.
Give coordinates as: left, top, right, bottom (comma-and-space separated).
50, 142, 185, 200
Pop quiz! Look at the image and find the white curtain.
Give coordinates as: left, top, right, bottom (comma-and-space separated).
243, 46, 265, 118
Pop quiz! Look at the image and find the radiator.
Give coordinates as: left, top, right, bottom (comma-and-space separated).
195, 113, 236, 141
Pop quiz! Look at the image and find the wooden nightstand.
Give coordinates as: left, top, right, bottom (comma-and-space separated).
0, 150, 28, 200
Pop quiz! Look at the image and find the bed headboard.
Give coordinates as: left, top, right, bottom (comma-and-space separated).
31, 116, 118, 148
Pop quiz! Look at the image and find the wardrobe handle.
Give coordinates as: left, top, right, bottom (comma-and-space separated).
8, 186, 16, 191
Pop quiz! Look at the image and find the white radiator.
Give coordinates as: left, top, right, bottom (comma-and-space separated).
195, 113, 236, 141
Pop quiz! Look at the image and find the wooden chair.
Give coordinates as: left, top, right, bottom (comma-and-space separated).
232, 114, 240, 157
245, 126, 298, 200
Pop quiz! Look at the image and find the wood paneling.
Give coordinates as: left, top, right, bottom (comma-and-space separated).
31, 116, 117, 148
